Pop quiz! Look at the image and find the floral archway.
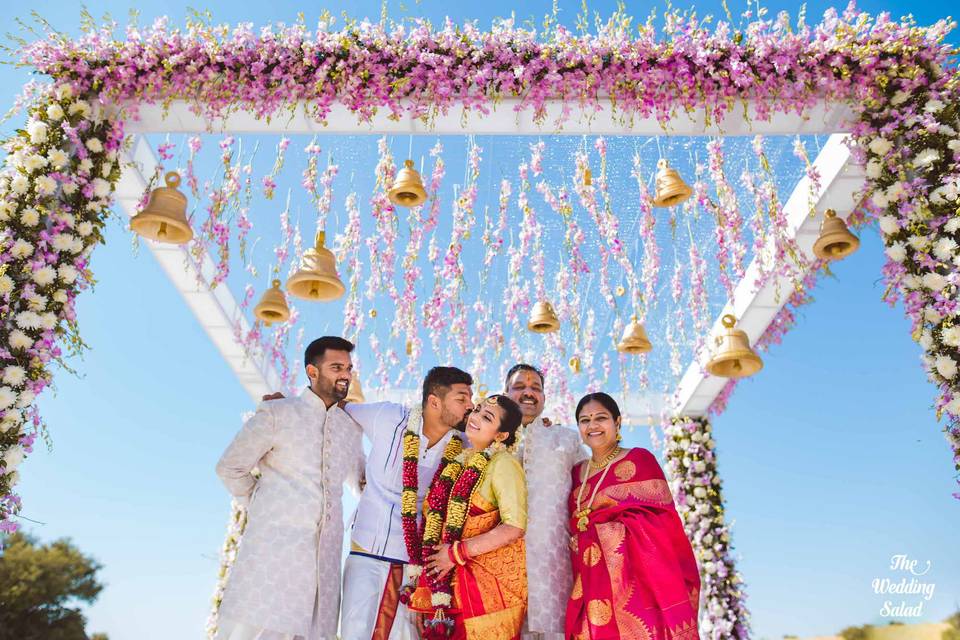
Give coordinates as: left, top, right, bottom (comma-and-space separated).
0, 6, 957, 637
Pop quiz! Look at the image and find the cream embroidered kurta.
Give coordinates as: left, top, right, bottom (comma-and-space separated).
518, 416, 585, 639
216, 387, 363, 638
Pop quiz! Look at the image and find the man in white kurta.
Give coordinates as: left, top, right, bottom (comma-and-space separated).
505, 364, 584, 640
216, 337, 363, 640
339, 366, 474, 640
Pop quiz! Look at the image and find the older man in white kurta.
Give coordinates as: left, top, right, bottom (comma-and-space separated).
216, 387, 362, 639
505, 364, 584, 640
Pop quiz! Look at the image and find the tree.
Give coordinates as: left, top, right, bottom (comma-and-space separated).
839, 625, 873, 640
943, 610, 960, 640
0, 532, 108, 640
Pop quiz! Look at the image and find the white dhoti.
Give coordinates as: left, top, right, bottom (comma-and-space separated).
340, 552, 416, 640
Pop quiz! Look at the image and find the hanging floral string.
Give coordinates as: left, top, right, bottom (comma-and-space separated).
687, 219, 711, 365
334, 192, 365, 345
668, 255, 686, 377
441, 141, 482, 361
262, 136, 290, 200
705, 138, 747, 302
503, 162, 535, 329
792, 136, 822, 218
365, 137, 399, 303
751, 135, 808, 300
185, 135, 202, 198
481, 179, 511, 273
526, 142, 548, 305
398, 143, 444, 380
632, 153, 660, 322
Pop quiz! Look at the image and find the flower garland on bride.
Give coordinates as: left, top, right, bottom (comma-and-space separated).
399, 428, 495, 639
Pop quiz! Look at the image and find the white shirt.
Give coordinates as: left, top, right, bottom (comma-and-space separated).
345, 401, 461, 562
519, 416, 585, 638
216, 387, 363, 637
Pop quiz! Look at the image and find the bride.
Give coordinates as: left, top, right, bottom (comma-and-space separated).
407, 394, 528, 640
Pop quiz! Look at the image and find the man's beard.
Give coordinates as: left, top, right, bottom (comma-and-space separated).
442, 407, 469, 432
321, 378, 349, 401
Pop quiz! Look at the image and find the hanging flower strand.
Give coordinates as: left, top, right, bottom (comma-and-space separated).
398, 142, 444, 375
632, 153, 660, 322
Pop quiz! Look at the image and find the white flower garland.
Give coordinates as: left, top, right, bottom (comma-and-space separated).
0, 83, 122, 532
859, 87, 960, 495
205, 498, 249, 639
664, 416, 750, 639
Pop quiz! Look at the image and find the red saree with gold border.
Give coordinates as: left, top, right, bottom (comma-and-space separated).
566, 447, 700, 640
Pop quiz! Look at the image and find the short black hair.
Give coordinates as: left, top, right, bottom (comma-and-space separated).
504, 363, 545, 390
575, 392, 621, 423
487, 394, 523, 447
421, 366, 473, 406
304, 336, 355, 368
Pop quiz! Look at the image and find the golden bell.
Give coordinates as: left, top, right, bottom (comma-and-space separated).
706, 314, 763, 378
286, 231, 345, 302
813, 209, 860, 260
569, 356, 582, 373
387, 159, 427, 208
253, 279, 290, 326
527, 301, 560, 333
617, 316, 653, 354
130, 172, 193, 244
652, 159, 693, 208
345, 372, 365, 404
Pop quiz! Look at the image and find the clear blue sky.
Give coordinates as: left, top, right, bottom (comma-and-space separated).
2, 1, 959, 639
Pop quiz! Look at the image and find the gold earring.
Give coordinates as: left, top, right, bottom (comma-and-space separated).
616, 431, 622, 443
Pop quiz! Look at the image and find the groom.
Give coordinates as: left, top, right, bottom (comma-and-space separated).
338, 366, 474, 639
505, 363, 584, 640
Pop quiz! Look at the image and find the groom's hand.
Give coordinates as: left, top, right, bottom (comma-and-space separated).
261, 392, 285, 402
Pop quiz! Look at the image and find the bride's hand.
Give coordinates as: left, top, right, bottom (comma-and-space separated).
568, 535, 577, 552
424, 544, 455, 579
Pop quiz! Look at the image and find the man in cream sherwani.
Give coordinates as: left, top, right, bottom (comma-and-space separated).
505, 363, 585, 640
215, 336, 363, 640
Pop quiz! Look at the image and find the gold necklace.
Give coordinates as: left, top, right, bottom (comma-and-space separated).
574, 446, 623, 532
589, 445, 622, 470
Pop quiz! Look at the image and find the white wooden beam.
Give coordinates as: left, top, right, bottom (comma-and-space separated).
122, 99, 854, 137
115, 135, 283, 403
674, 134, 865, 416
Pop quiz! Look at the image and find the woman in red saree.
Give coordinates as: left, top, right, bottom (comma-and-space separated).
567, 392, 700, 640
